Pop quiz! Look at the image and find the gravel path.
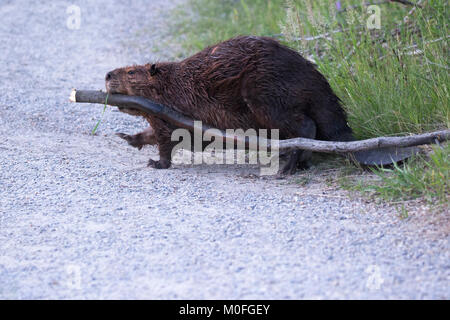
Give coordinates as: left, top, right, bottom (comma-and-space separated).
0, 0, 448, 299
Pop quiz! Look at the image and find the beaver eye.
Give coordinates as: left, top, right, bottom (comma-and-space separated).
127, 70, 135, 75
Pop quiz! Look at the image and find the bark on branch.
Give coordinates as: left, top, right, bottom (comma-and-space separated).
70, 89, 449, 153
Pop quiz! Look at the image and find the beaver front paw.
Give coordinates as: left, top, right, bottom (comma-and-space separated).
147, 159, 171, 169
116, 132, 145, 150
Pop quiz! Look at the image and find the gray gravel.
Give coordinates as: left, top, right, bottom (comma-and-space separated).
0, 0, 448, 299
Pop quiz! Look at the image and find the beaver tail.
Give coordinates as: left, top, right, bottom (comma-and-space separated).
307, 92, 355, 142
308, 94, 418, 165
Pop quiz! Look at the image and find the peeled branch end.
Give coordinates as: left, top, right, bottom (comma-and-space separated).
349, 146, 420, 166
69, 89, 77, 103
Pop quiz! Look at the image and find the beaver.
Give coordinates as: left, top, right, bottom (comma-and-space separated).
106, 36, 414, 173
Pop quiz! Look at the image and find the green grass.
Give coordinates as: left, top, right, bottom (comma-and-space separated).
350, 144, 449, 205
172, 0, 286, 53
91, 93, 109, 135
172, 0, 449, 207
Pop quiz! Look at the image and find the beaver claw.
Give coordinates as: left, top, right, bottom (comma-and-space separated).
147, 159, 171, 169
116, 132, 144, 150
278, 150, 311, 175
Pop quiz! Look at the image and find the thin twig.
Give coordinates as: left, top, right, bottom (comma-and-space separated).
403, 35, 449, 50
337, 40, 361, 68
340, 1, 389, 12
337, 0, 420, 12
379, 35, 449, 60
273, 28, 346, 42
423, 57, 450, 70
403, 0, 425, 23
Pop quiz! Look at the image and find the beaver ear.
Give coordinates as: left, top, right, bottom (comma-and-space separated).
149, 64, 159, 76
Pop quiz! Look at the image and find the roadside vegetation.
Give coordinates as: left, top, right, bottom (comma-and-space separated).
172, 0, 449, 210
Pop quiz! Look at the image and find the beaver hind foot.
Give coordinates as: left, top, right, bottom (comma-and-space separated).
350, 146, 419, 166
148, 158, 171, 169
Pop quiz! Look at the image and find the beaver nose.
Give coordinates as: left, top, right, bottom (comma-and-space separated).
105, 72, 112, 80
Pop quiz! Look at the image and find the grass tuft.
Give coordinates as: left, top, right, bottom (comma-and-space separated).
91, 93, 109, 135
363, 145, 449, 204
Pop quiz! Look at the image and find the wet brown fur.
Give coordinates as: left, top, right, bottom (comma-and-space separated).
106, 36, 354, 172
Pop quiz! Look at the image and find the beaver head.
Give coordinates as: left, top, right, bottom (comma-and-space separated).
105, 63, 160, 97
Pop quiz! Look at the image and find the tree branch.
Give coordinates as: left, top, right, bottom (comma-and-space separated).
70, 89, 449, 153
